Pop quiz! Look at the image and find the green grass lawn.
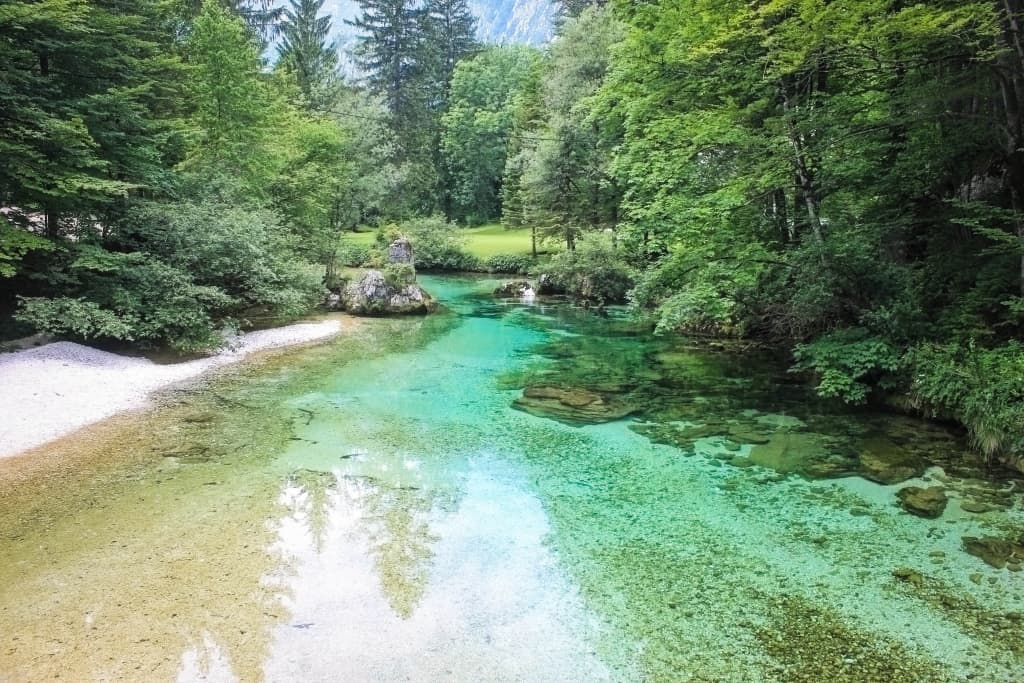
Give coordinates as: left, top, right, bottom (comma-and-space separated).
461, 224, 535, 258
339, 223, 539, 260
343, 229, 377, 247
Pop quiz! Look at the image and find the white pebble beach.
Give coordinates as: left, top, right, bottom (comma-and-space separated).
0, 319, 342, 459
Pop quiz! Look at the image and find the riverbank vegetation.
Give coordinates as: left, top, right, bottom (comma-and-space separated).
2, 0, 1023, 464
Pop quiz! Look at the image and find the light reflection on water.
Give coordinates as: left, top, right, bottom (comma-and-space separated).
257, 461, 614, 682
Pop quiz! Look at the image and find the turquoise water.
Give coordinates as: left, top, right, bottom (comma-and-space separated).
1, 275, 1023, 682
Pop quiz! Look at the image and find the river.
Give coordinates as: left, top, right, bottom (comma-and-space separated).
1, 275, 1022, 682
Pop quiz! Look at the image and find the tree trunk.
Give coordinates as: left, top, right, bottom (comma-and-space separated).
780, 86, 825, 253
45, 208, 59, 239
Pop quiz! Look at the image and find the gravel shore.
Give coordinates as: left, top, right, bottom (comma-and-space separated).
0, 320, 342, 459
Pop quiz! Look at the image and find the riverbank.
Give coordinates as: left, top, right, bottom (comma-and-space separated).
0, 318, 344, 459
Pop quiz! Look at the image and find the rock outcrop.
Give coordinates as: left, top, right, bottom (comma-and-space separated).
513, 384, 635, 425
334, 238, 436, 315
388, 237, 414, 264
896, 486, 948, 518
494, 281, 535, 298
536, 273, 564, 295
340, 270, 436, 315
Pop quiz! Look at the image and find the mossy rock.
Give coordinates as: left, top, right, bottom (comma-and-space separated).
895, 486, 948, 518
513, 384, 636, 425
962, 535, 1024, 569
747, 432, 835, 476
857, 438, 926, 484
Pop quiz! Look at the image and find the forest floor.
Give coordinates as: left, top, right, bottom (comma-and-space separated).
0, 317, 347, 459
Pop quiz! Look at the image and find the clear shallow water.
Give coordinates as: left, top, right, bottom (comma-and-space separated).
1, 275, 1023, 682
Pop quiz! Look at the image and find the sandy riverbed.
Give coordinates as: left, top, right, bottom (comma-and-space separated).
0, 319, 342, 459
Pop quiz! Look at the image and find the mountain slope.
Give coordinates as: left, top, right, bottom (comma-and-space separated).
468, 0, 554, 45
318, 0, 553, 72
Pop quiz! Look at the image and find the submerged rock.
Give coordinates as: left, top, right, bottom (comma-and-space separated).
744, 431, 857, 478
727, 425, 772, 445
340, 270, 436, 315
960, 500, 997, 514
857, 439, 926, 484
896, 486, 948, 518
494, 281, 535, 298
962, 535, 1024, 569
513, 384, 635, 425
892, 567, 925, 587
629, 421, 728, 450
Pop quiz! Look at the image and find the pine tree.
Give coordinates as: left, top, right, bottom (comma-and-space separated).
0, 0, 184, 238
422, 0, 478, 108
347, 0, 427, 136
278, 0, 341, 110
177, 0, 284, 48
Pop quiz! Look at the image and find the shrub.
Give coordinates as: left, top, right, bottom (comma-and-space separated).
16, 297, 136, 341
336, 241, 373, 268
484, 253, 532, 275
124, 201, 324, 317
13, 198, 326, 352
790, 328, 902, 404
906, 341, 1024, 461
16, 251, 233, 352
539, 234, 634, 304
383, 262, 416, 288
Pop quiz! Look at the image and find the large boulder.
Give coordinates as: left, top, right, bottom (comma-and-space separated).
536, 273, 565, 295
340, 270, 436, 315
513, 384, 635, 425
896, 486, 948, 518
494, 281, 535, 298
388, 237, 414, 264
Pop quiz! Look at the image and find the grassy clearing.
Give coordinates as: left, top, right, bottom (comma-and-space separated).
461, 224, 535, 259
339, 224, 540, 260
343, 229, 377, 247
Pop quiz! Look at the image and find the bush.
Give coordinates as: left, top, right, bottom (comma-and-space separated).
336, 241, 373, 268
16, 251, 233, 352
383, 262, 416, 288
13, 199, 326, 352
907, 342, 1024, 462
791, 328, 902, 404
484, 253, 533, 275
16, 297, 136, 341
125, 201, 324, 317
539, 234, 634, 304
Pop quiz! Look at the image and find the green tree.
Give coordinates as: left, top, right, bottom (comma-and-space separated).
348, 0, 428, 150
184, 1, 288, 194
0, 0, 184, 238
422, 0, 479, 105
441, 46, 542, 224
278, 0, 341, 111
511, 4, 623, 250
